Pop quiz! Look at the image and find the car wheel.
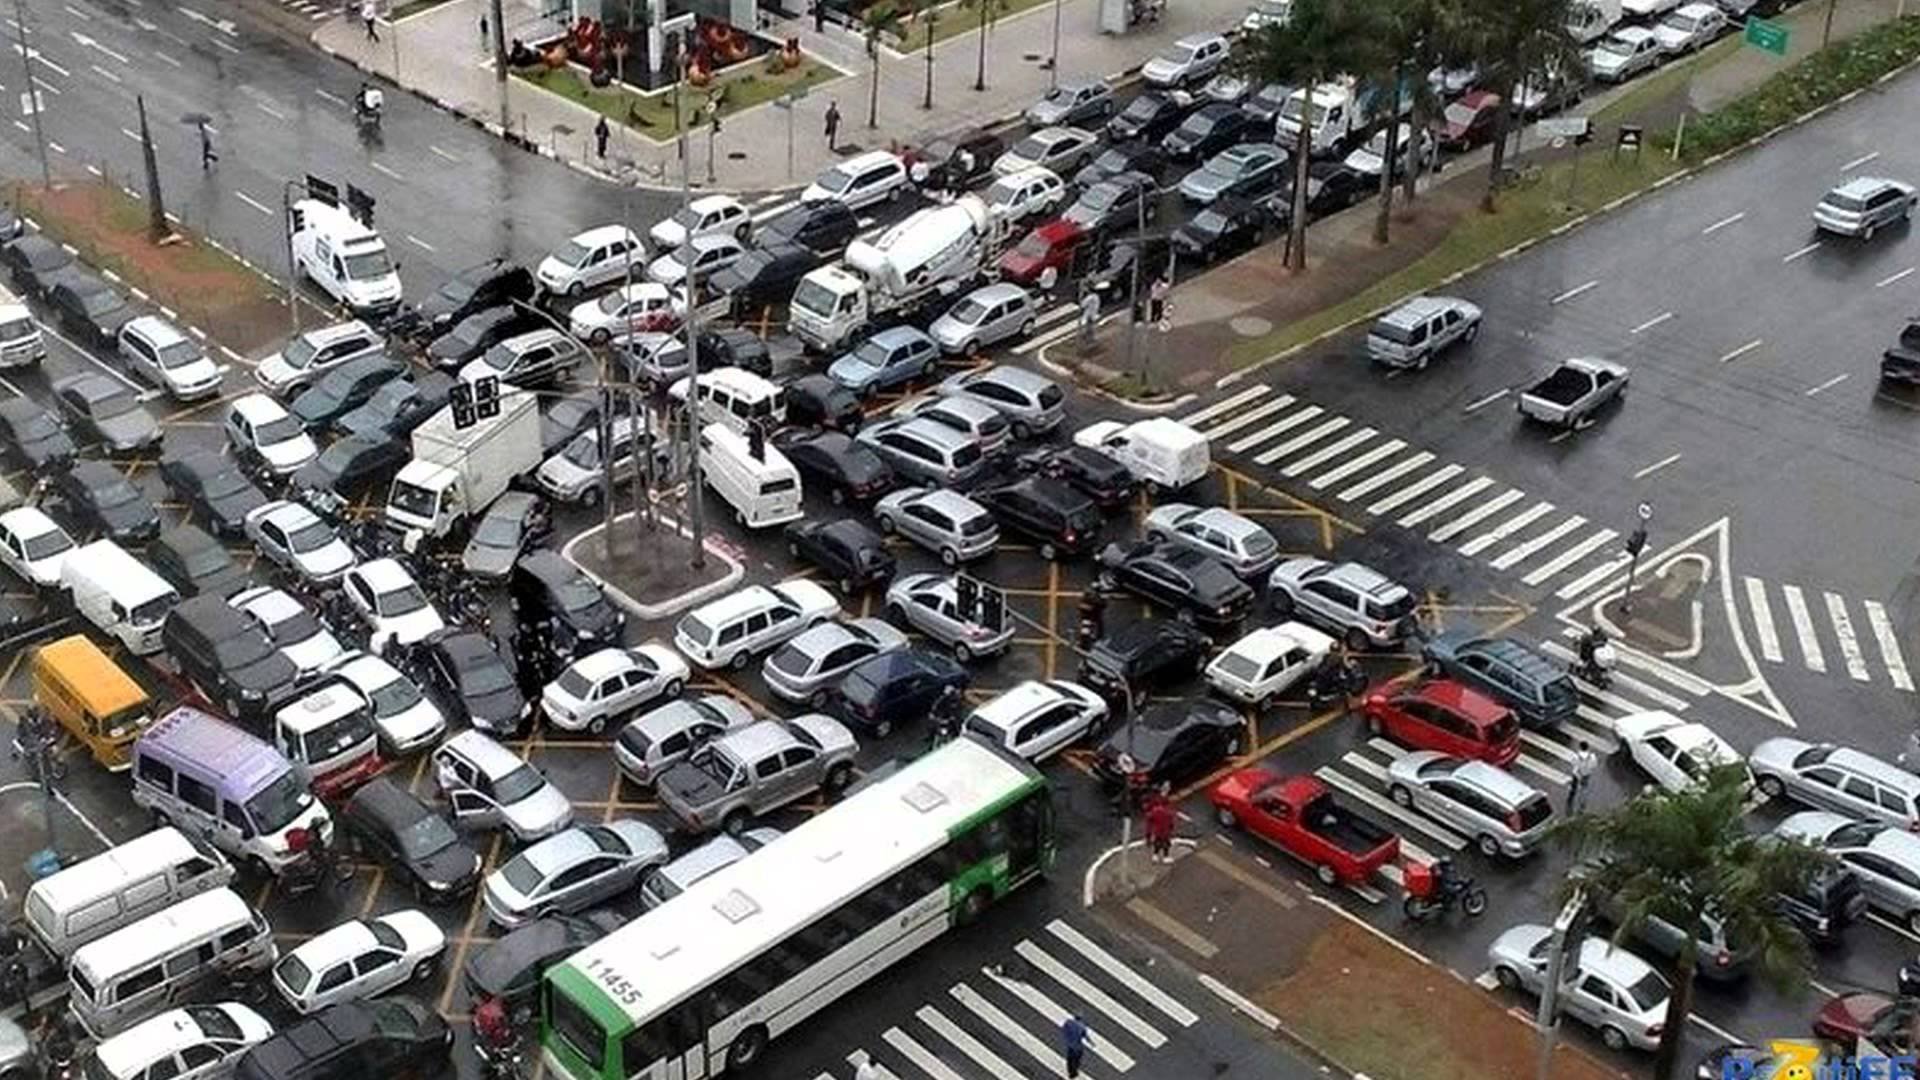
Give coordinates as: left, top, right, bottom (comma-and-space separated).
1020, 318, 1036, 339
729, 650, 751, 672
831, 486, 846, 506
1343, 627, 1369, 653
1599, 1026, 1628, 1052
1494, 965, 1520, 990
957, 885, 992, 924
413, 958, 436, 982
1040, 541, 1059, 561
1039, 267, 1059, 291
722, 809, 750, 836
839, 576, 857, 595
1215, 805, 1237, 828
567, 281, 584, 297
591, 328, 610, 346
940, 546, 960, 567
737, 508, 750, 527
1366, 712, 1383, 735
809, 689, 832, 709
587, 714, 607, 736
1908, 910, 1920, 938
786, 540, 800, 558
953, 639, 974, 663
1225, 732, 1243, 755
1756, 774, 1785, 798
1389, 784, 1413, 808
725, 1026, 770, 1072
1011, 420, 1031, 440
663, 678, 684, 699
582, 485, 602, 508
1476, 834, 1501, 859
825, 761, 854, 793
873, 718, 893, 739
1315, 863, 1337, 887
1865, 222, 1878, 241
886, 603, 908, 624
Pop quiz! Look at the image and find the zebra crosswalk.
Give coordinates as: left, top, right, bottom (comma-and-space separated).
812, 919, 1199, 1080
1738, 577, 1913, 692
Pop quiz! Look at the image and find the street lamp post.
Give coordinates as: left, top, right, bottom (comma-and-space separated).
1046, 0, 1062, 89
922, 7, 936, 110
678, 55, 706, 571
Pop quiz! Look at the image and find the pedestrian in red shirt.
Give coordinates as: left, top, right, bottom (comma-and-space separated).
1144, 793, 1177, 864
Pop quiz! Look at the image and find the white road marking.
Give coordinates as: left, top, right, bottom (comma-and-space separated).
1519, 730, 1576, 763
1281, 426, 1375, 477
1718, 338, 1764, 363
1461, 387, 1509, 413
1474, 970, 1500, 990
1782, 241, 1821, 263
1253, 415, 1349, 466
1034, 304, 1077, 328
1520, 528, 1617, 587
88, 63, 118, 83
917, 1004, 1025, 1080
1338, 451, 1434, 503
1045, 921, 1197, 1025
314, 87, 348, 107
1632, 452, 1681, 480
983, 967, 1135, 1072
1550, 280, 1598, 304
1397, 476, 1492, 528
1841, 150, 1881, 171
1227, 404, 1320, 453
1865, 600, 1913, 692
1688, 1012, 1746, 1045
1630, 311, 1673, 334
1555, 554, 1630, 602
14, 44, 71, 78
233, 190, 273, 216
1428, 487, 1524, 543
1781, 584, 1825, 673
843, 1054, 899, 1080
209, 38, 238, 55
46, 140, 62, 153
1180, 383, 1269, 427
1699, 212, 1744, 235
1517, 753, 1571, 787
1015, 941, 1165, 1048
1824, 592, 1870, 682
883, 1028, 966, 1080
1459, 500, 1554, 557
1488, 514, 1585, 571
1805, 372, 1851, 395
370, 160, 403, 179
1877, 267, 1916, 288
429, 143, 461, 162
1868, 913, 1920, 943
120, 126, 140, 141
1367, 463, 1462, 516
951, 983, 1072, 1077
1745, 576, 1782, 663
1308, 437, 1404, 490
254, 100, 286, 120
1200, 393, 1294, 440
152, 49, 179, 67
63, 4, 90, 20
406, 234, 436, 252
750, 201, 796, 223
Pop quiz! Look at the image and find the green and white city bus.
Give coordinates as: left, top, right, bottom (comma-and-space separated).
541, 737, 1054, 1080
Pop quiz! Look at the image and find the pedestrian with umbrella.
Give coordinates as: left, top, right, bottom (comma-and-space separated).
183, 113, 217, 169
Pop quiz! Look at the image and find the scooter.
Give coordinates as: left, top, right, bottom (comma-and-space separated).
1573, 626, 1616, 689
1307, 658, 1366, 711
1402, 860, 1488, 923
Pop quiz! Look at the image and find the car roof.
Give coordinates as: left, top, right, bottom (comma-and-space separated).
1176, 31, 1224, 46
1032, 218, 1085, 241
443, 729, 522, 774
1226, 623, 1332, 662
1411, 679, 1512, 725
524, 828, 599, 872
717, 719, 802, 759
1828, 747, 1920, 790
892, 416, 979, 451
694, 584, 784, 623
1455, 636, 1564, 681
258, 499, 320, 529
1381, 296, 1461, 328
968, 363, 1049, 392
919, 395, 1001, 425
0, 505, 61, 537
351, 556, 415, 592
570, 647, 640, 681
1578, 938, 1658, 984
56, 370, 122, 401
1450, 759, 1542, 806
298, 320, 377, 346
124, 315, 190, 348
971, 681, 1066, 729
1835, 176, 1899, 198
569, 224, 636, 246
965, 283, 1032, 307
1611, 25, 1655, 41
634, 695, 744, 737
689, 194, 743, 213
233, 585, 303, 623
836, 150, 902, 172
904, 487, 988, 519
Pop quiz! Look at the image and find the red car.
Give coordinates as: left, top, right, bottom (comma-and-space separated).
1362, 678, 1519, 766
997, 218, 1090, 289
1814, 992, 1917, 1051
1435, 90, 1503, 151
1210, 770, 1400, 886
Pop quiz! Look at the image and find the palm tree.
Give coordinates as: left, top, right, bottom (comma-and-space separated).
1553, 766, 1827, 1080
1459, 0, 1581, 211
961, 0, 1010, 92
862, 3, 901, 128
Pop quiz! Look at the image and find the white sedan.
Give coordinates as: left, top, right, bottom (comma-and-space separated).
1204, 622, 1334, 707
1651, 3, 1726, 55
542, 644, 691, 734
0, 506, 73, 588
271, 910, 445, 1014
1614, 710, 1748, 794
343, 557, 446, 653
567, 282, 676, 345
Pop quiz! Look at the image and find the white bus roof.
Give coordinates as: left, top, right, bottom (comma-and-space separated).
556, 737, 1038, 1026
71, 888, 255, 986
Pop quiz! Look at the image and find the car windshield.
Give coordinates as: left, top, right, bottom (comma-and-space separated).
397, 811, 460, 859
1829, 821, 1884, 848
499, 852, 545, 894
790, 278, 838, 315
1214, 652, 1264, 683
1373, 591, 1416, 620
494, 764, 546, 804
554, 578, 602, 613
814, 167, 856, 194
129, 595, 173, 625
1191, 208, 1231, 233
301, 709, 374, 762
1596, 36, 1637, 57
670, 206, 708, 229
450, 316, 495, 346
365, 672, 421, 718
460, 653, 513, 696
245, 770, 314, 833
553, 239, 592, 267
79, 290, 122, 317
1543, 678, 1578, 711
379, 583, 429, 616
22, 529, 72, 560
847, 342, 890, 369
275, 955, 312, 993
90, 389, 138, 419
595, 291, 631, 315
1157, 42, 1197, 64
949, 299, 988, 324
1009, 135, 1050, 160
94, 479, 140, 509
1121, 97, 1162, 122
562, 431, 602, 468
343, 250, 393, 280
1081, 185, 1125, 211
265, 607, 322, 645
157, 340, 203, 369
767, 642, 812, 677
256, 415, 304, 446
281, 336, 321, 369
16, 410, 59, 439
679, 614, 715, 645
1660, 10, 1699, 30
1620, 970, 1668, 1012
288, 519, 336, 553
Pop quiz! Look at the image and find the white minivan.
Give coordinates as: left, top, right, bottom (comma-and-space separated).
698, 423, 803, 530
68, 888, 277, 1037
60, 539, 179, 655
669, 366, 786, 437
288, 199, 402, 319
23, 827, 233, 959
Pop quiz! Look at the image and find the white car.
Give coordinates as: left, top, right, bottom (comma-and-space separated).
231, 584, 345, 676
801, 150, 910, 210
567, 282, 675, 345
649, 194, 750, 250
1651, 3, 1726, 54
1588, 27, 1662, 82
343, 557, 446, 653
321, 650, 446, 755
964, 679, 1108, 762
542, 645, 690, 734
225, 393, 317, 477
244, 500, 356, 585
270, 910, 446, 1014
1486, 925, 1671, 1052
1141, 32, 1229, 88
0, 506, 73, 587
1204, 622, 1334, 706
673, 580, 841, 670
646, 235, 745, 289
536, 224, 644, 298
993, 127, 1098, 179
1614, 710, 1747, 794
91, 1004, 274, 1080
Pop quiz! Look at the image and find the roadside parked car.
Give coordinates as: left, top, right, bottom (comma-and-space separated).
119, 315, 225, 401
53, 371, 161, 453
46, 273, 134, 348
1141, 32, 1229, 88
341, 777, 482, 901
1587, 27, 1662, 82
0, 396, 75, 472
1652, 3, 1727, 55
1421, 633, 1577, 728
1026, 78, 1115, 127
482, 821, 668, 929
785, 519, 895, 593
272, 912, 445, 1014
655, 716, 860, 833
1777, 812, 1920, 936
1812, 992, 1918, 1054
1434, 91, 1503, 149
884, 571, 1016, 661
1487, 928, 1671, 1051
2, 234, 75, 298
1749, 739, 1920, 828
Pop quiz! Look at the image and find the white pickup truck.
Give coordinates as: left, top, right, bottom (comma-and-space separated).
1517, 357, 1629, 429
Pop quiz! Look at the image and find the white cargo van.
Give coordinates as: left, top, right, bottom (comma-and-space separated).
699, 422, 803, 529
1073, 417, 1210, 491
288, 198, 403, 319
60, 540, 179, 655
23, 827, 233, 958
68, 888, 276, 1038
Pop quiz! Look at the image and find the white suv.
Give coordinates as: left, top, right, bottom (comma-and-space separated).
271, 911, 445, 1014
119, 315, 225, 400
649, 194, 751, 250
225, 393, 318, 476
673, 581, 840, 670
255, 320, 384, 396
1267, 557, 1419, 650
537, 225, 645, 297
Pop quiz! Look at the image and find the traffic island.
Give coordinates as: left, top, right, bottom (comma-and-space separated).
564, 511, 742, 621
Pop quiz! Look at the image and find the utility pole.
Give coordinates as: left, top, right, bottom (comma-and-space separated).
1534, 892, 1587, 1080
922, 6, 936, 110
679, 53, 706, 570
607, 161, 636, 557
1046, 0, 1063, 90
136, 96, 169, 241
281, 180, 305, 334
1122, 192, 1146, 379
13, 0, 50, 189
14, 707, 63, 872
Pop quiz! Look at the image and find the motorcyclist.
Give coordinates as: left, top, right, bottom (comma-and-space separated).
1311, 648, 1362, 707
1076, 586, 1107, 650
930, 685, 964, 746
473, 994, 518, 1071
1575, 625, 1612, 683
355, 82, 383, 124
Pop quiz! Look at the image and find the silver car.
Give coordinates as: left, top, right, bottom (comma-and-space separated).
1267, 557, 1419, 650
1177, 143, 1287, 204
1813, 176, 1917, 239
431, 731, 574, 842
934, 363, 1066, 438
1487, 926, 1670, 1052
884, 571, 1016, 661
929, 284, 1038, 356
855, 415, 991, 488
896, 394, 1011, 456
614, 694, 756, 786
1142, 504, 1280, 577
639, 828, 781, 910
762, 617, 908, 705
1776, 811, 1920, 935
482, 821, 669, 929
874, 487, 999, 566
1749, 738, 1920, 829
1385, 752, 1555, 858
1025, 79, 1115, 128
244, 500, 356, 586
1365, 295, 1483, 370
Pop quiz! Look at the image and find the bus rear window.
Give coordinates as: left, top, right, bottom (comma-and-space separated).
550, 989, 608, 1071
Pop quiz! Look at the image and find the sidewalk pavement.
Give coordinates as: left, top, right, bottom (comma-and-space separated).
317, 0, 1255, 195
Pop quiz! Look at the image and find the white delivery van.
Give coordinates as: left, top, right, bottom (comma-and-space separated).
68, 888, 276, 1038
60, 540, 179, 655
23, 827, 233, 959
288, 198, 403, 319
0, 282, 44, 368
1073, 417, 1210, 491
668, 367, 787, 437
699, 422, 803, 529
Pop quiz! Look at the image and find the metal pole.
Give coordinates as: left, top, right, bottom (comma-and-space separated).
679, 57, 706, 571
786, 105, 795, 180
923, 9, 935, 109
1534, 892, 1584, 1080
13, 0, 51, 189
1047, 0, 1062, 89
136, 96, 169, 240
282, 182, 303, 334
1123, 196, 1144, 378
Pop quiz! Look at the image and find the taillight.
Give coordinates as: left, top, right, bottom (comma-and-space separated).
1712, 951, 1731, 968
1062, 529, 1077, 543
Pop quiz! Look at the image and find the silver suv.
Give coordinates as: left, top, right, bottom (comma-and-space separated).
1267, 558, 1418, 650
874, 487, 1000, 566
935, 364, 1066, 438
1385, 752, 1555, 858
655, 716, 859, 834
856, 415, 991, 488
614, 694, 756, 786
1365, 296, 1483, 370
1813, 176, 1916, 239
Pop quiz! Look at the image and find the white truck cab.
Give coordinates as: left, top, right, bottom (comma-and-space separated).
1278, 81, 1366, 158
0, 283, 44, 368
787, 196, 998, 353
385, 389, 541, 541
288, 199, 402, 319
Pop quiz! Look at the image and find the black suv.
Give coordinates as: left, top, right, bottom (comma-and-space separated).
159, 447, 269, 537
235, 998, 449, 1080
411, 628, 526, 736
757, 199, 860, 255
341, 777, 482, 901
50, 460, 160, 542
1095, 541, 1253, 630
162, 593, 300, 723
1017, 444, 1135, 509
825, 648, 968, 739
1775, 859, 1867, 945
1080, 619, 1211, 703
785, 519, 895, 593
414, 259, 536, 335
509, 550, 626, 658
974, 477, 1103, 561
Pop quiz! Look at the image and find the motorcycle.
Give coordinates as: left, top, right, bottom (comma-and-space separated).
354, 87, 383, 133
474, 1035, 523, 1080
1127, 0, 1163, 26
1573, 627, 1616, 689
1402, 860, 1488, 923
1307, 657, 1366, 710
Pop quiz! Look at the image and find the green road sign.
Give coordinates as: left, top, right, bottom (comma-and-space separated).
1745, 18, 1788, 56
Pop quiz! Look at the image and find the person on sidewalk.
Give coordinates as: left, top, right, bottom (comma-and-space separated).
479, 12, 489, 51
1567, 739, 1598, 815
812, 0, 825, 32
1060, 1015, 1092, 1078
361, 0, 379, 41
1144, 787, 1176, 864
198, 120, 217, 169
824, 100, 841, 151
594, 116, 610, 159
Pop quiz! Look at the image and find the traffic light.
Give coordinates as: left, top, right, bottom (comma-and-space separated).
474, 375, 500, 420
1624, 527, 1648, 558
449, 381, 475, 430
955, 575, 978, 623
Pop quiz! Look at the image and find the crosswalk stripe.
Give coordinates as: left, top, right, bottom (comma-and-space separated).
1565, 714, 1621, 751
983, 967, 1136, 1072
1397, 475, 1493, 528
1744, 576, 1784, 663
1310, 438, 1406, 490
1378, 861, 1404, 887
951, 983, 1073, 1077
1488, 515, 1587, 571
845, 1053, 902, 1080
1571, 706, 1624, 750
1459, 501, 1555, 557
1318, 762, 1468, 849
1181, 384, 1270, 427
1520, 730, 1576, 763
1555, 554, 1630, 602
1282, 427, 1377, 477
1537, 641, 1689, 711
1781, 584, 1826, 673
1227, 404, 1323, 453
884, 1028, 967, 1080
1865, 601, 1914, 692
1428, 488, 1523, 543
1368, 463, 1462, 516
1254, 416, 1350, 465
1339, 451, 1435, 503
1520, 528, 1618, 586
1202, 394, 1295, 440
1516, 752, 1572, 786
1824, 592, 1871, 682
1014, 941, 1166, 1049
1045, 921, 1199, 1026
917, 1004, 1026, 1080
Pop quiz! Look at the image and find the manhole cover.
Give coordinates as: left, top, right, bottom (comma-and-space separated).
1229, 315, 1273, 337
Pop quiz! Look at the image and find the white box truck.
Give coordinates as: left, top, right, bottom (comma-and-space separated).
788, 195, 1001, 353
1074, 417, 1210, 492
385, 389, 540, 540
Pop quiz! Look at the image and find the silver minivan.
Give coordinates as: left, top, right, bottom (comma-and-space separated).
1385, 752, 1555, 858
874, 487, 1000, 566
856, 416, 990, 488
935, 363, 1066, 437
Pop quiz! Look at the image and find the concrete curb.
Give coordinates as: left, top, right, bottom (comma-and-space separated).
561, 510, 744, 620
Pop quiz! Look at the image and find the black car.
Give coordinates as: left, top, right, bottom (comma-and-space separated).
509, 549, 626, 657
234, 998, 449, 1080
0, 207, 20, 244
708, 242, 821, 312
773, 429, 894, 504
53, 371, 161, 453
425, 306, 528, 369
1091, 699, 1244, 789
1073, 141, 1169, 189
464, 911, 627, 1023
0, 396, 75, 472
757, 199, 860, 256
149, 523, 248, 598
1267, 161, 1372, 223
1016, 444, 1135, 508
291, 355, 407, 430
415, 259, 534, 334
1107, 91, 1191, 143
49, 460, 159, 541
701, 328, 773, 377
784, 374, 864, 433
1080, 618, 1212, 701
1882, 318, 1920, 383
45, 273, 134, 348
913, 129, 1006, 192
1173, 196, 1267, 262
1161, 104, 1259, 161
162, 593, 300, 721
973, 477, 1102, 560
1095, 541, 1254, 629
336, 373, 455, 439
1062, 172, 1159, 234
541, 393, 603, 458
1773, 858, 1865, 945
159, 447, 269, 536
342, 777, 483, 901
413, 628, 525, 736
785, 519, 895, 593
826, 648, 968, 739
1, 234, 74, 298
293, 430, 409, 498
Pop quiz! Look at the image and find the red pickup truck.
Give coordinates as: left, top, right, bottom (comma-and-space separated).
1210, 769, 1401, 886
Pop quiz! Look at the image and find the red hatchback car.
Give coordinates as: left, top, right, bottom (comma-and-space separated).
1814, 992, 1916, 1051
997, 218, 1090, 289
1362, 678, 1519, 766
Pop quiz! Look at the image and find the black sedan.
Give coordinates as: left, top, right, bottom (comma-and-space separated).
1062, 172, 1158, 235
464, 911, 626, 1024
426, 305, 528, 369
973, 477, 1102, 561
240, 999, 449, 1080
45, 273, 134, 348
159, 447, 269, 537
1092, 699, 1245, 790
1, 234, 74, 298
412, 628, 526, 737
757, 199, 859, 256
148, 523, 248, 598
341, 777, 483, 901
784, 374, 863, 433
708, 243, 820, 313
1079, 618, 1212, 703
1094, 540, 1254, 629
52, 371, 161, 453
1016, 444, 1135, 509
1073, 141, 1168, 188
541, 393, 603, 458
773, 429, 894, 504
1266, 161, 1373, 224
701, 328, 772, 377
336, 373, 455, 439
1173, 197, 1267, 263
912, 129, 1006, 192
290, 355, 406, 429
0, 396, 76, 472
292, 430, 410, 498
1161, 104, 1259, 162
49, 460, 160, 541
1107, 91, 1191, 143
414, 259, 534, 335
785, 519, 895, 593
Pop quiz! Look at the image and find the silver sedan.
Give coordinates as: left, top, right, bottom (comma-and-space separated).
1142, 504, 1280, 577
482, 820, 669, 929
928, 284, 1038, 356
761, 617, 908, 705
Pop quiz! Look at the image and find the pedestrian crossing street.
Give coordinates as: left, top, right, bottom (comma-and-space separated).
811, 919, 1199, 1080
1739, 576, 1914, 692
